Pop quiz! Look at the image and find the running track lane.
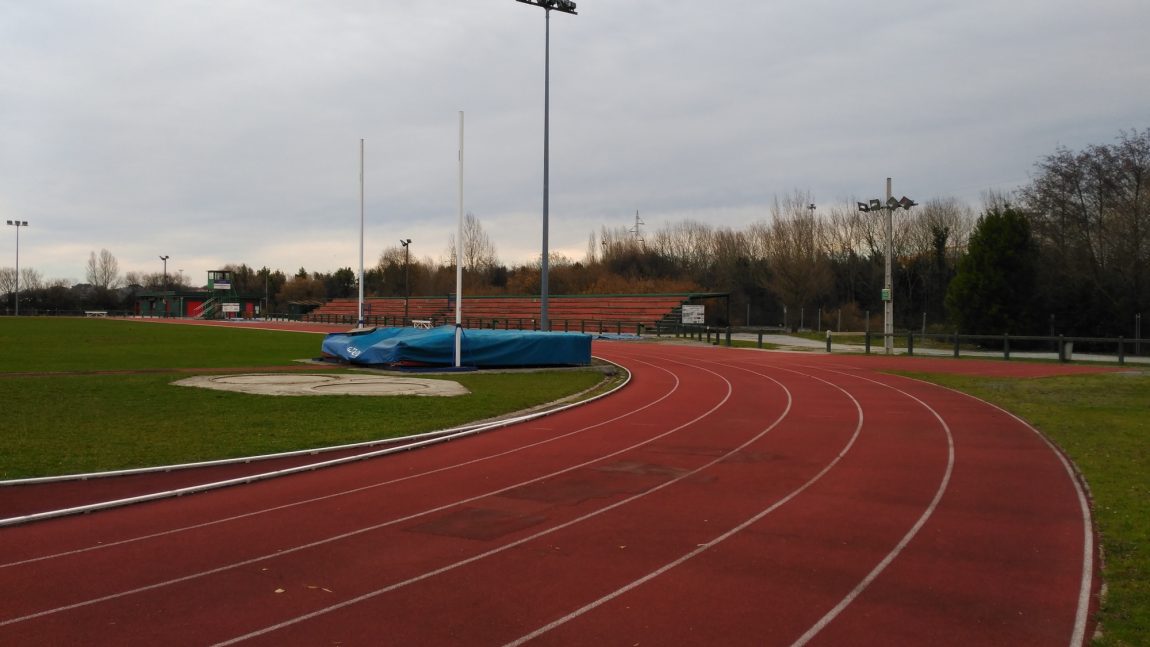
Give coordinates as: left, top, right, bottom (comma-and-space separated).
0, 342, 1099, 645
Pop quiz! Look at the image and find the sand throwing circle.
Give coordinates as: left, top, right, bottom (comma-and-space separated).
173, 373, 468, 397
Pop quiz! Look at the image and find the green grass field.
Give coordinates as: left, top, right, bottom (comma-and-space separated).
0, 318, 613, 478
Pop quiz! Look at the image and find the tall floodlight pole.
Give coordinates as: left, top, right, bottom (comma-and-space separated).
515, 0, 577, 332
159, 255, 170, 317
857, 180, 916, 355
400, 238, 411, 324
357, 139, 366, 328
6, 220, 28, 316
884, 179, 893, 355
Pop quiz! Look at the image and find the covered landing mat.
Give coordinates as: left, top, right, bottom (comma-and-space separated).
321, 325, 592, 368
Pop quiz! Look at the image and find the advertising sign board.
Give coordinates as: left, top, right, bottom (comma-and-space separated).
681, 304, 705, 325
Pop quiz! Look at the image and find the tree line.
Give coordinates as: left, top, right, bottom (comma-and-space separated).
3, 130, 1146, 337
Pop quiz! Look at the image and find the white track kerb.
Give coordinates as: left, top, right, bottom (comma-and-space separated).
0, 361, 628, 528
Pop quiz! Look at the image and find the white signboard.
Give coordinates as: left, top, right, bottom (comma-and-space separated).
681, 304, 705, 325
214, 280, 232, 290
222, 303, 241, 313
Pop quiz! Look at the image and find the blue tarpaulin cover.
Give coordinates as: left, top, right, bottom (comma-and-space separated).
321, 325, 592, 367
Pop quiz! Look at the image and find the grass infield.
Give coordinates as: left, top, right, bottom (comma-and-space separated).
0, 318, 612, 479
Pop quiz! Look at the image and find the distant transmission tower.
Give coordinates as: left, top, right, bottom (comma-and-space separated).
629, 210, 645, 244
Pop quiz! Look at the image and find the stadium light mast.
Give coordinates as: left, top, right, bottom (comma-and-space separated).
400, 238, 412, 324
514, 0, 577, 332
857, 179, 916, 355
159, 255, 170, 317
6, 220, 28, 316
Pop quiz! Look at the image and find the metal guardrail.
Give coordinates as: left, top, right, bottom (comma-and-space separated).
666, 325, 1145, 365
859, 331, 1145, 364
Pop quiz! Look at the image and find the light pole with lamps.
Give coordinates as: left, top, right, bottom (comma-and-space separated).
400, 239, 412, 325
857, 178, 916, 355
514, 0, 577, 332
159, 255, 170, 317
6, 220, 29, 316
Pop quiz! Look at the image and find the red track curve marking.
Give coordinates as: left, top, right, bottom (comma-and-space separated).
0, 342, 1098, 645
209, 358, 787, 646
789, 360, 1093, 647
787, 367, 954, 647
786, 360, 1094, 646
502, 360, 867, 646
889, 374, 1094, 647
0, 357, 731, 628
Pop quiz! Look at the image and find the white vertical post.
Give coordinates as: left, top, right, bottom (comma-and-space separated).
357, 139, 365, 328
455, 111, 464, 367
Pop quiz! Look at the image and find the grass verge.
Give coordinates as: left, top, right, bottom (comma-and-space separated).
0, 318, 613, 479
909, 371, 1149, 646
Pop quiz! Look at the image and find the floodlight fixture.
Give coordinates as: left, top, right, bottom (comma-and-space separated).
515, 0, 578, 15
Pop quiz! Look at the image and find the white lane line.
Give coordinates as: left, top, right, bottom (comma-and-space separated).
788, 368, 955, 647
209, 360, 760, 646
904, 378, 1094, 647
0, 357, 713, 627
504, 362, 863, 646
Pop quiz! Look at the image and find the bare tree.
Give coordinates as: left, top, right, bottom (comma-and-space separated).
446, 212, 498, 273
650, 220, 713, 273
760, 192, 833, 326
907, 198, 976, 266
85, 249, 121, 289
0, 267, 16, 299
1021, 129, 1150, 330
20, 267, 43, 292
584, 231, 599, 265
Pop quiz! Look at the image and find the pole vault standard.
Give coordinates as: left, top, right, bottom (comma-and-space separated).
455, 111, 464, 367
357, 139, 366, 328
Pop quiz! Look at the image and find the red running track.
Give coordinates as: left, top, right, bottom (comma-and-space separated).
0, 340, 1108, 645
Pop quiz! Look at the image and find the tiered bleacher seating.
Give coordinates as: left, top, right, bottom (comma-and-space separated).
304, 294, 692, 334
304, 297, 451, 326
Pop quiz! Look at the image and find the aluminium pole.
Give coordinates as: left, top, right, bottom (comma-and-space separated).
540, 7, 551, 332
455, 111, 464, 367
357, 139, 365, 328
885, 177, 894, 355
14, 223, 20, 317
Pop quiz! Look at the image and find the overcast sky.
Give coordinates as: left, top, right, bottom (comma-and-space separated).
2, 0, 1148, 285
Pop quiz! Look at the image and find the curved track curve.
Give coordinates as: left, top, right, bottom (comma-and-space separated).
0, 341, 1102, 646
